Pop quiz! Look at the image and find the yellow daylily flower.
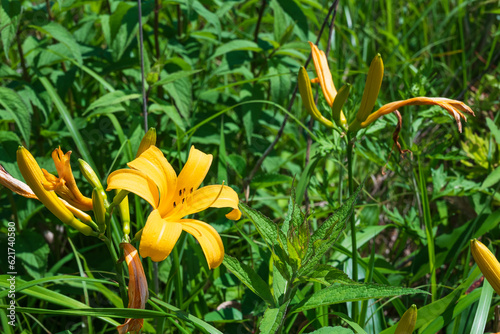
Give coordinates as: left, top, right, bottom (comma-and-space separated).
107, 145, 241, 268
117, 243, 149, 334
15, 147, 94, 236
308, 41, 347, 126
42, 147, 93, 211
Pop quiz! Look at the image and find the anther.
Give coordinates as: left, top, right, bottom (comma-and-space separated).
173, 202, 176, 208
190, 187, 193, 193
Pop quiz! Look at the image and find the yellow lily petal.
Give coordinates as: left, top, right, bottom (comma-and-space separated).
107, 169, 159, 209
361, 97, 472, 133
181, 219, 224, 269
170, 146, 213, 209
128, 146, 177, 216
166, 184, 242, 221
309, 41, 337, 106
139, 209, 183, 262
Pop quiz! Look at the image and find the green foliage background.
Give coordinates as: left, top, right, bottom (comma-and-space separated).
0, 0, 499, 333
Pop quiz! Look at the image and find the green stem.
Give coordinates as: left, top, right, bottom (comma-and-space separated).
346, 136, 358, 321
416, 156, 436, 302
172, 246, 184, 311
102, 235, 128, 306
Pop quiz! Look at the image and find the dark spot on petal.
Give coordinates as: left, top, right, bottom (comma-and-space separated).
182, 198, 185, 204
190, 187, 193, 193
173, 202, 176, 208
179, 190, 182, 196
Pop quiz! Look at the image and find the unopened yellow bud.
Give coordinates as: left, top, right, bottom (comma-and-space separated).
136, 128, 157, 158
471, 239, 500, 295
331, 83, 350, 128
92, 188, 106, 233
79, 159, 103, 190
356, 54, 384, 123
17, 147, 93, 236
117, 190, 131, 236
297, 67, 334, 128
395, 304, 417, 334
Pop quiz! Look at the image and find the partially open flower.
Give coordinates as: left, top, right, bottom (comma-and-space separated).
117, 243, 149, 334
15, 147, 94, 236
308, 41, 347, 127
42, 147, 93, 211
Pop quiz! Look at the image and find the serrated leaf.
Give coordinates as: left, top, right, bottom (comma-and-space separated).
300, 264, 354, 286
291, 284, 427, 314
259, 301, 290, 334
0, 86, 32, 144
223, 255, 275, 306
311, 182, 363, 244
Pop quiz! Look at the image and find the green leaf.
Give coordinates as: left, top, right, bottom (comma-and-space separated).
296, 153, 321, 205
84, 91, 141, 115
210, 40, 262, 59
32, 22, 82, 64
481, 165, 500, 189
486, 117, 500, 144
299, 264, 354, 286
470, 279, 493, 334
259, 301, 290, 334
39, 76, 97, 172
151, 297, 223, 334
239, 203, 280, 253
153, 69, 202, 87
307, 327, 354, 334
204, 308, 242, 323
16, 231, 49, 279
1, 0, 21, 59
251, 173, 293, 188
223, 255, 275, 306
0, 87, 32, 144
291, 284, 427, 314
310, 182, 363, 243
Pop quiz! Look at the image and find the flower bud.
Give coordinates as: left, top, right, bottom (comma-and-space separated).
395, 304, 417, 334
136, 128, 157, 158
92, 188, 106, 233
356, 54, 384, 123
297, 67, 334, 128
471, 239, 500, 295
79, 159, 103, 190
331, 83, 350, 127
